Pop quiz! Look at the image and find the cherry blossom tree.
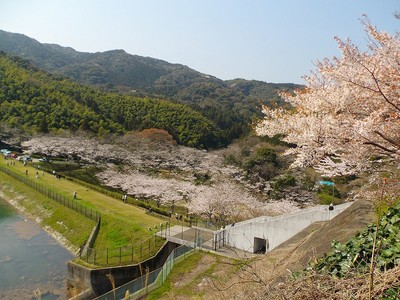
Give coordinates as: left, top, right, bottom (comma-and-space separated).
187, 181, 267, 225
97, 169, 196, 207
22, 133, 301, 221
256, 17, 400, 176
22, 134, 126, 165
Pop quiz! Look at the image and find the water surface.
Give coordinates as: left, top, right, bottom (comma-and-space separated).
0, 197, 73, 300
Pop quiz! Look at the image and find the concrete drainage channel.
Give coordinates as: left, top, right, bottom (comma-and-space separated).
90, 202, 354, 299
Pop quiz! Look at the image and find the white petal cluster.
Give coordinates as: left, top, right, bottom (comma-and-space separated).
22, 133, 301, 223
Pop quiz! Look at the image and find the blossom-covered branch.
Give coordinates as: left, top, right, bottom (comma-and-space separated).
256, 17, 400, 176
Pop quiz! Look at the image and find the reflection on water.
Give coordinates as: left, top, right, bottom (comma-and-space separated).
0, 198, 73, 300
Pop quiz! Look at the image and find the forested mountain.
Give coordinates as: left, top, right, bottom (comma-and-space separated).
0, 52, 221, 148
0, 30, 302, 144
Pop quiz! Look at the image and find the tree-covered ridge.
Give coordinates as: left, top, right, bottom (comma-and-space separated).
0, 30, 302, 145
0, 53, 120, 135
0, 53, 221, 148
226, 78, 299, 106
96, 95, 221, 148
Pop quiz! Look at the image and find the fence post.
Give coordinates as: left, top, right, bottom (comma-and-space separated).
161, 264, 164, 284
213, 233, 216, 251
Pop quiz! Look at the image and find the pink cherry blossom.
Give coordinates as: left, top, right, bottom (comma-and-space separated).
256, 17, 400, 176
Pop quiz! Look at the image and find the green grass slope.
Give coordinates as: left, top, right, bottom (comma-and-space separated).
0, 155, 168, 265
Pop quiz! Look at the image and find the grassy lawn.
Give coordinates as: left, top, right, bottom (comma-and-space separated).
0, 156, 167, 260
145, 251, 240, 300
145, 252, 206, 300
0, 171, 94, 252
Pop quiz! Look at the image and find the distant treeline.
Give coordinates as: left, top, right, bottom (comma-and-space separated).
0, 30, 302, 148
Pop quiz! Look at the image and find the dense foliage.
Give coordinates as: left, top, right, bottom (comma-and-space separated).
312, 202, 400, 277
0, 52, 222, 148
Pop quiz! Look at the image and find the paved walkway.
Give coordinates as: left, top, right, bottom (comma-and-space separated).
157, 225, 256, 259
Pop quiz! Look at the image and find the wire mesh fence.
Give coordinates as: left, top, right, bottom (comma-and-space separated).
0, 165, 101, 222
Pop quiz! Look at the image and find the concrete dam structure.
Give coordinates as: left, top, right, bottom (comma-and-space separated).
221, 202, 353, 254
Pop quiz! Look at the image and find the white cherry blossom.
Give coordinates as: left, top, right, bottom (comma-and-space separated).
256, 17, 400, 176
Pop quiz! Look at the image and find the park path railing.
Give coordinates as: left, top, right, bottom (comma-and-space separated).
80, 235, 166, 266
0, 165, 101, 222
94, 243, 196, 300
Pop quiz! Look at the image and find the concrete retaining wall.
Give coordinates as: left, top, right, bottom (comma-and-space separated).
67, 241, 180, 299
81, 215, 101, 257
223, 203, 352, 253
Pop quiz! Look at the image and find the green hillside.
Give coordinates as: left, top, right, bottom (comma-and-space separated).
0, 52, 221, 148
0, 30, 302, 145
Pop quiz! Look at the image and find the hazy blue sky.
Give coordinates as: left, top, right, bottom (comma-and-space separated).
0, 1, 398, 83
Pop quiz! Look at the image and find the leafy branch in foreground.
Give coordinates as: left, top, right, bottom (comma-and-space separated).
312, 203, 400, 276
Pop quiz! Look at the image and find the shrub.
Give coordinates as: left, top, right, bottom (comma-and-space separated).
333, 174, 357, 185
245, 147, 277, 169
271, 174, 296, 191
193, 172, 212, 185
318, 193, 342, 205
223, 153, 239, 166
318, 184, 341, 198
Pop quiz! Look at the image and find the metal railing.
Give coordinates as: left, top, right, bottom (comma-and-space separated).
80, 235, 166, 266
95, 242, 197, 300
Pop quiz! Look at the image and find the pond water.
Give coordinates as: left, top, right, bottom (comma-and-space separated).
0, 197, 73, 300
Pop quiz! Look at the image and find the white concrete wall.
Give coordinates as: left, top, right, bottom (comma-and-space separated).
223, 202, 353, 253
